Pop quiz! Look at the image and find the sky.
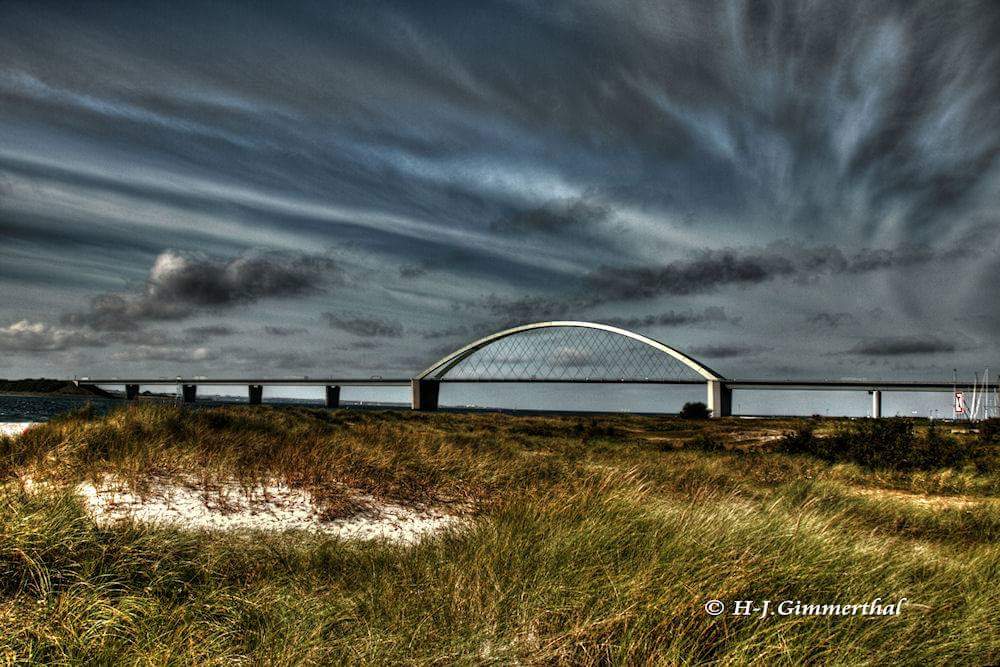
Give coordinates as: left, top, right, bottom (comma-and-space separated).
1, 1, 999, 412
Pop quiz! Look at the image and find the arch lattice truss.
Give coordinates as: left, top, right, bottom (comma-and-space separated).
418, 321, 723, 383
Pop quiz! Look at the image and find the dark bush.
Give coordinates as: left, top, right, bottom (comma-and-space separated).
778, 418, 970, 471
679, 402, 710, 419
978, 419, 1000, 445
836, 418, 915, 469
971, 419, 1000, 472
688, 433, 724, 452
777, 424, 820, 455
910, 422, 966, 470
573, 418, 622, 442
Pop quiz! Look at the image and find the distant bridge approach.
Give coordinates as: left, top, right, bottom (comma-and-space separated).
78, 321, 994, 418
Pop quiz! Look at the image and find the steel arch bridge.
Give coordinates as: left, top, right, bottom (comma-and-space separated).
411, 321, 732, 416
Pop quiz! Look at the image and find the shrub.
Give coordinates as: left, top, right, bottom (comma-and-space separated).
910, 422, 966, 470
776, 424, 819, 455
688, 433, 724, 452
971, 419, 1000, 472
778, 419, 969, 472
835, 418, 915, 469
978, 419, 1000, 445
679, 402, 710, 419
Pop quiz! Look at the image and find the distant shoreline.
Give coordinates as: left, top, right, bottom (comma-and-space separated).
0, 379, 117, 399
0, 390, 118, 400
0, 391, 186, 402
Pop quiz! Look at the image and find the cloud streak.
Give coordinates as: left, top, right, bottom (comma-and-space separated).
587, 243, 957, 301
847, 337, 958, 356
322, 313, 404, 338
605, 307, 741, 329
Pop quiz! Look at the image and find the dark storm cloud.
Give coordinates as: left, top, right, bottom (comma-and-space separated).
399, 263, 431, 279
183, 325, 236, 342
63, 250, 338, 330
322, 313, 404, 337
434, 303, 739, 347
482, 241, 959, 323
847, 337, 958, 356
419, 324, 471, 340
806, 312, 858, 329
478, 295, 574, 325
587, 243, 958, 301
689, 344, 767, 359
63, 293, 192, 331
263, 326, 308, 337
142, 251, 336, 307
606, 307, 740, 329
490, 197, 611, 235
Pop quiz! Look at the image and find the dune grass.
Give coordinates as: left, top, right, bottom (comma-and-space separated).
1, 404, 999, 664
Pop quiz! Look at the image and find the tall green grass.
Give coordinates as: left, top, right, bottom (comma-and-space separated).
1, 405, 998, 663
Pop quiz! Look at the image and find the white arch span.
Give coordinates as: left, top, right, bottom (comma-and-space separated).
416, 320, 725, 381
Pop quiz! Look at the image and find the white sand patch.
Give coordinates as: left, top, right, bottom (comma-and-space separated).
76, 475, 464, 543
0, 422, 37, 437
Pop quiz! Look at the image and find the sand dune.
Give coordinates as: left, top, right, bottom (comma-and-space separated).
75, 475, 464, 543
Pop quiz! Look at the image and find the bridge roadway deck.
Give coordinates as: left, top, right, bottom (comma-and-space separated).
81, 378, 413, 387
79, 377, 997, 392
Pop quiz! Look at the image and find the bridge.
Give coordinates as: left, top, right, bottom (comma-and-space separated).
78, 321, 995, 418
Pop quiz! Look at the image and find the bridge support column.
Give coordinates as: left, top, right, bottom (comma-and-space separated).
182, 384, 197, 403
707, 380, 732, 418
125, 384, 140, 400
411, 379, 439, 411
248, 384, 263, 405
870, 390, 882, 418
325, 385, 341, 408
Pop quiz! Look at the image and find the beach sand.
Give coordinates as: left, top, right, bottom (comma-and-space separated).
76, 475, 464, 542
0, 422, 37, 437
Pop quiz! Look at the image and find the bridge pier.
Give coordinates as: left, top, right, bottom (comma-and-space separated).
707, 380, 732, 418
182, 384, 197, 403
411, 379, 439, 411
125, 384, 140, 400
325, 385, 341, 408
248, 384, 263, 405
870, 390, 882, 418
